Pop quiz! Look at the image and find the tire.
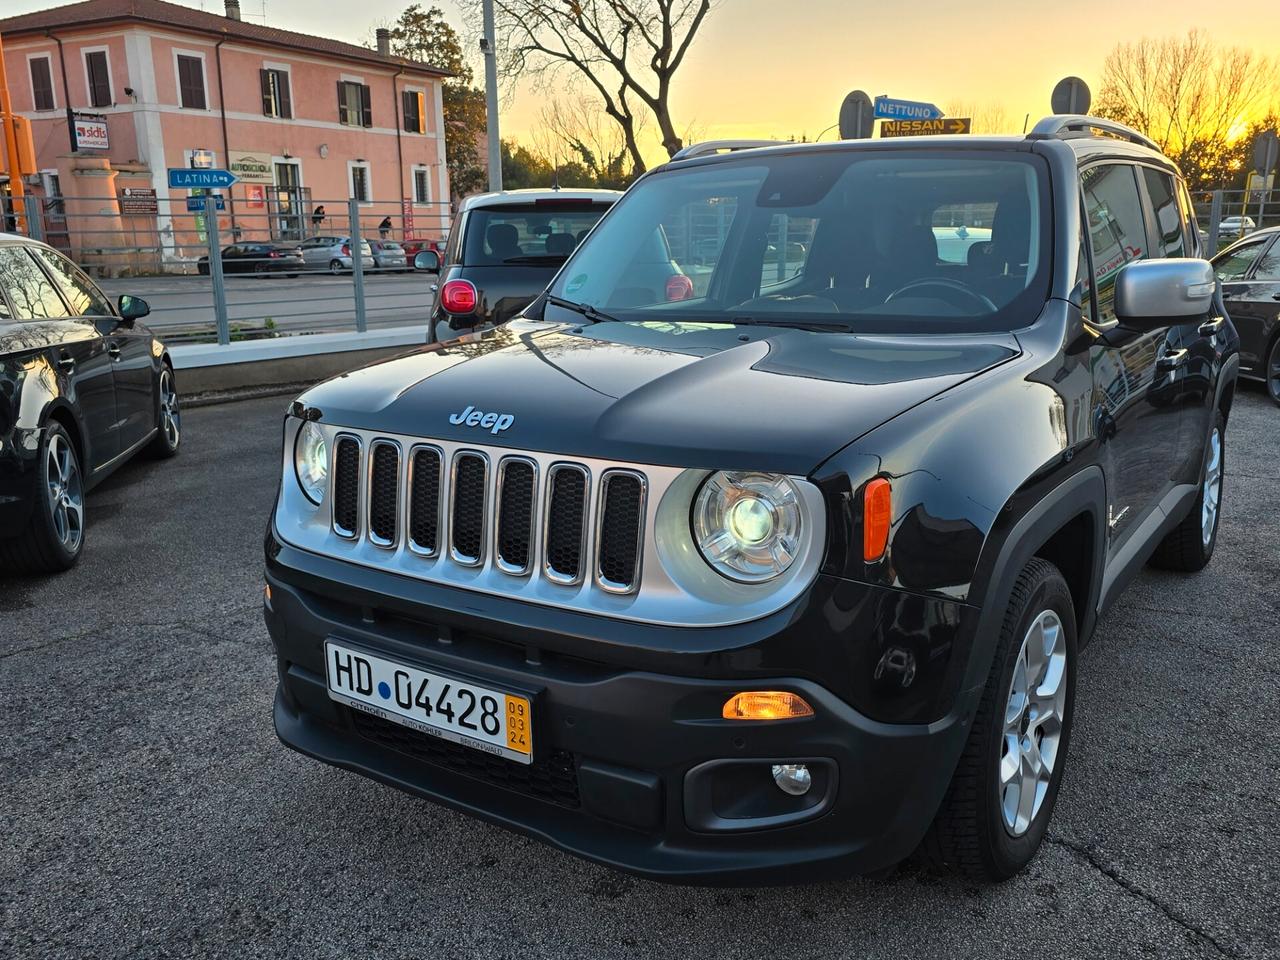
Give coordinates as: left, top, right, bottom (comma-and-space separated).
197, 261, 209, 276
0, 421, 86, 574
329, 259, 344, 276
287, 273, 299, 279
147, 363, 182, 459
920, 557, 1077, 880
1149, 411, 1224, 571
1266, 334, 1280, 407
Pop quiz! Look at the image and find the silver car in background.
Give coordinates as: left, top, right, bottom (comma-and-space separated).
297, 235, 375, 275
370, 240, 408, 272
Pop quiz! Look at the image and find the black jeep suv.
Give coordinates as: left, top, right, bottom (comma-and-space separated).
265, 116, 1238, 883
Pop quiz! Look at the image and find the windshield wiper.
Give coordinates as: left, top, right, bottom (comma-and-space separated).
727, 316, 855, 333
544, 294, 623, 324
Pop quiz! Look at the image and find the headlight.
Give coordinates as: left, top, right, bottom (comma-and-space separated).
294, 420, 328, 504
692, 471, 802, 582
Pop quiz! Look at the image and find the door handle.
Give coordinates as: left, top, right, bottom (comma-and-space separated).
57, 353, 76, 372
1271, 292, 1280, 301
108, 343, 122, 360
1156, 348, 1188, 371
1198, 317, 1224, 338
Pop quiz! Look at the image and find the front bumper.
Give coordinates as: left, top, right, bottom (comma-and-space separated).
266, 536, 980, 885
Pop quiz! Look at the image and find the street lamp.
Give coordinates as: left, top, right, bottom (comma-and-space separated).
480, 0, 502, 192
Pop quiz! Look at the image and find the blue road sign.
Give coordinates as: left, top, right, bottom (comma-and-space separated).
186, 195, 226, 212
873, 96, 944, 121
168, 167, 238, 189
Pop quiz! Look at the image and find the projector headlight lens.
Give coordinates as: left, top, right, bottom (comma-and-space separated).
692, 471, 802, 582
294, 420, 328, 505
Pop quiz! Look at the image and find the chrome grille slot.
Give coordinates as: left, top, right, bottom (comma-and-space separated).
331, 435, 361, 538
450, 452, 488, 565
368, 441, 400, 547
596, 470, 646, 594
495, 457, 537, 575
408, 445, 443, 555
544, 464, 589, 585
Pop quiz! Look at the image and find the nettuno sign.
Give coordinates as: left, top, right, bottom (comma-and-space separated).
228, 151, 274, 184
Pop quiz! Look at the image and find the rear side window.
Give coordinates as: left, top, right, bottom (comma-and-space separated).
1081, 164, 1148, 324
1140, 168, 1186, 258
0, 246, 70, 319
34, 247, 115, 316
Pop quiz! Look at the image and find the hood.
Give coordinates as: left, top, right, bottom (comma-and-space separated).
298, 320, 1020, 474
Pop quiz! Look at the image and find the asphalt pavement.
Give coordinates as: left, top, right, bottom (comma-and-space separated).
98, 272, 433, 338
1, 388, 1277, 960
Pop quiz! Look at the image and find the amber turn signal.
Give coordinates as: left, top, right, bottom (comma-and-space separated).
722, 691, 815, 721
863, 476, 892, 562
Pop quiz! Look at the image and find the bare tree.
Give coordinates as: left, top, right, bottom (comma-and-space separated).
535, 95, 648, 186
1095, 30, 1276, 186
942, 100, 1011, 135
464, 0, 716, 174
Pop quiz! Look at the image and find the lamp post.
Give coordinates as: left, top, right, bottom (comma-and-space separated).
480, 0, 502, 192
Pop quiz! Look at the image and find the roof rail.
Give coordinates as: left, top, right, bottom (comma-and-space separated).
670, 139, 786, 161
1027, 114, 1160, 152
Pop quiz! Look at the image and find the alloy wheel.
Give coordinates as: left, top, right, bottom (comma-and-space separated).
999, 609, 1068, 837
46, 433, 84, 553
160, 368, 181, 449
1201, 427, 1222, 545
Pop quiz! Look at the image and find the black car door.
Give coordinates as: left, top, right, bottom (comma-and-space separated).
0, 243, 119, 470
1215, 234, 1280, 381
1080, 162, 1185, 553
32, 246, 157, 454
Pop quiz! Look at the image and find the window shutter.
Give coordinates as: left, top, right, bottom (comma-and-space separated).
261, 69, 273, 115
360, 84, 372, 127
416, 92, 426, 133
278, 73, 292, 119
31, 59, 55, 111
337, 80, 347, 124
402, 90, 415, 133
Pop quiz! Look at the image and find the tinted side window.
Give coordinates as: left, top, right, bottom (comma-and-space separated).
34, 247, 115, 316
1251, 241, 1280, 281
1081, 164, 1148, 324
0, 246, 70, 319
1213, 240, 1267, 281
1141, 168, 1186, 258
1176, 181, 1202, 256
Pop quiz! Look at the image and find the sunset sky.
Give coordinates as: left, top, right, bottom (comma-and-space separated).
7, 0, 1279, 157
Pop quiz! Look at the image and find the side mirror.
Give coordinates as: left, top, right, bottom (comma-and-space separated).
1113, 259, 1215, 327
118, 295, 150, 322
414, 250, 440, 273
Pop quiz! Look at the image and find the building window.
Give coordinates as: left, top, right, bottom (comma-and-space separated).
402, 90, 426, 134
349, 162, 372, 203
337, 80, 371, 127
29, 56, 55, 111
176, 53, 207, 110
413, 166, 431, 205
43, 172, 65, 217
260, 67, 292, 119
84, 50, 111, 108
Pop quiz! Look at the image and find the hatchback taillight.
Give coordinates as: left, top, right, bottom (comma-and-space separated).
665, 274, 694, 302
269, 250, 280, 258
440, 279, 478, 314
341, 243, 350, 256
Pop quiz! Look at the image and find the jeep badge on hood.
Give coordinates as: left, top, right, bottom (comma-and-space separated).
449, 405, 514, 435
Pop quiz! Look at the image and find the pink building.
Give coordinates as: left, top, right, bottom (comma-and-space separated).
0, 0, 452, 268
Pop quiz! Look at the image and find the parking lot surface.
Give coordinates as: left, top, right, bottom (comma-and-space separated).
2, 389, 1277, 960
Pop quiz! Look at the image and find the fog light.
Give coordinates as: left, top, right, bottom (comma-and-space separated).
722, 691, 814, 720
771, 763, 812, 796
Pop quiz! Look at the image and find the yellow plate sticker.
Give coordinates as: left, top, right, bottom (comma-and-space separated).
505, 695, 532, 756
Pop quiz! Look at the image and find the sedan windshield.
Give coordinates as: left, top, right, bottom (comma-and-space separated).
548, 149, 1052, 333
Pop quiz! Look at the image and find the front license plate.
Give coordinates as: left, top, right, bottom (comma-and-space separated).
324, 641, 533, 764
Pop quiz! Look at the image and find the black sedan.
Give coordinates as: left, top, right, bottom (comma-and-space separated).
0, 235, 180, 573
197, 243, 303, 277
1214, 226, 1280, 404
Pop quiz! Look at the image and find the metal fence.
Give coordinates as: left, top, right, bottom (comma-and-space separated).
1191, 188, 1280, 253
2, 192, 451, 344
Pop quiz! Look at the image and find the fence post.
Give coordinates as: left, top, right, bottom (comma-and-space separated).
206, 196, 231, 345
1207, 190, 1222, 253
349, 197, 368, 333
23, 195, 43, 242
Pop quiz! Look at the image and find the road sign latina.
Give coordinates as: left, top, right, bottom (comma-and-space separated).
873, 96, 943, 121
880, 117, 971, 138
168, 168, 238, 190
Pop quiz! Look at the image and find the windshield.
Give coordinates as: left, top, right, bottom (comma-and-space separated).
548, 150, 1052, 333
464, 203, 612, 265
